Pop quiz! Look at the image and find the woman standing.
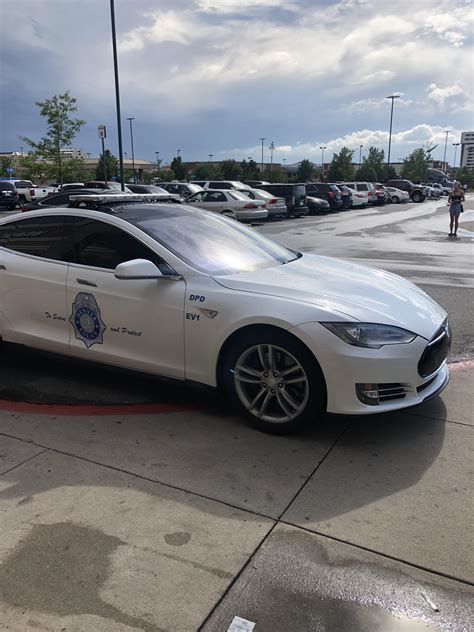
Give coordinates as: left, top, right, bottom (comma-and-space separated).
447, 185, 465, 238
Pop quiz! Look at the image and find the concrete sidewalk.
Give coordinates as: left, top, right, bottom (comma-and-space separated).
0, 364, 473, 631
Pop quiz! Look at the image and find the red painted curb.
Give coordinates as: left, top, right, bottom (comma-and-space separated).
0, 400, 197, 416
0, 360, 471, 417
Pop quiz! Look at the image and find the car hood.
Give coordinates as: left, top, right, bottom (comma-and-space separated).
213, 254, 446, 339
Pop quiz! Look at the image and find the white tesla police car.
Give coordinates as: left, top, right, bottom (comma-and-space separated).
0, 194, 450, 433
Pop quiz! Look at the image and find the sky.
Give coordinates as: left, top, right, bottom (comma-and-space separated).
0, 0, 473, 166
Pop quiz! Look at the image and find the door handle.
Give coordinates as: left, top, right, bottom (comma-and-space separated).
77, 278, 97, 287
0, 264, 6, 270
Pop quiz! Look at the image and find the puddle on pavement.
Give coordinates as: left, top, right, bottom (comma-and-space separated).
0, 522, 164, 632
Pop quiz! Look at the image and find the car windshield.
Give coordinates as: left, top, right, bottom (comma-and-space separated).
136, 209, 298, 275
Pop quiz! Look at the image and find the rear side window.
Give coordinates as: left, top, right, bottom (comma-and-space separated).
0, 216, 65, 260
357, 184, 368, 191
210, 182, 232, 189
14, 181, 34, 188
42, 193, 70, 206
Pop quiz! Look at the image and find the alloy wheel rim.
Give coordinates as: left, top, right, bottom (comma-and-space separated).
234, 344, 309, 423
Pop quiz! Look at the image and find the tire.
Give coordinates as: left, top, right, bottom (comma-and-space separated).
221, 329, 326, 434
411, 191, 423, 203
391, 195, 399, 204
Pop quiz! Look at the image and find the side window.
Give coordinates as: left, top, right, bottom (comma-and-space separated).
357, 184, 368, 191
167, 184, 178, 193
210, 182, 231, 189
205, 191, 226, 202
0, 216, 65, 260
71, 218, 165, 270
189, 192, 204, 202
42, 193, 70, 206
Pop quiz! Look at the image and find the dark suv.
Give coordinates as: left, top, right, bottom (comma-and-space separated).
0, 181, 20, 210
257, 183, 308, 217
305, 183, 343, 210
385, 179, 425, 203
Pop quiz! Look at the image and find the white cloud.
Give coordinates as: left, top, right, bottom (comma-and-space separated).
197, 0, 286, 13
119, 11, 191, 52
339, 95, 412, 114
427, 83, 464, 106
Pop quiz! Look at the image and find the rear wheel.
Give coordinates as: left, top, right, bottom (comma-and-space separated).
411, 191, 423, 203
222, 329, 326, 434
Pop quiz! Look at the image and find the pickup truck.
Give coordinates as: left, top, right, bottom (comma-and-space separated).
7, 180, 58, 203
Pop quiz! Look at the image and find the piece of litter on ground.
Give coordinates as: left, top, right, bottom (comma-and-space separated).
227, 615, 256, 631
421, 591, 439, 612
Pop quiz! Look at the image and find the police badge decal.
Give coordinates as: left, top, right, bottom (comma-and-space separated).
69, 292, 106, 348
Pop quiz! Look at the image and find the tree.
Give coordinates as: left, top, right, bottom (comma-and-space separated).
170, 156, 187, 181
240, 159, 259, 180
262, 165, 287, 182
18, 154, 52, 182
62, 156, 88, 183
401, 147, 432, 182
454, 166, 474, 187
296, 159, 314, 182
95, 150, 119, 181
355, 162, 378, 182
21, 91, 85, 185
363, 147, 385, 181
327, 147, 354, 181
220, 159, 242, 180
1, 155, 14, 177
191, 163, 222, 180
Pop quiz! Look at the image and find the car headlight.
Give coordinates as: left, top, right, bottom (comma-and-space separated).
321, 322, 417, 348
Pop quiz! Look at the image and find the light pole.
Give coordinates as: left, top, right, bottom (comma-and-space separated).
155, 151, 159, 165
127, 117, 135, 182
110, 0, 125, 190
177, 149, 181, 157
359, 144, 363, 167
452, 142, 460, 170
442, 131, 451, 173
259, 137, 265, 174
269, 141, 275, 175
386, 94, 400, 174
320, 146, 326, 179
209, 154, 213, 162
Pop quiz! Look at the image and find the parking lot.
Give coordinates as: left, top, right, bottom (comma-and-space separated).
1, 196, 473, 630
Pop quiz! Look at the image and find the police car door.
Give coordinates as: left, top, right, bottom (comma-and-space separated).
0, 215, 70, 354
64, 215, 185, 378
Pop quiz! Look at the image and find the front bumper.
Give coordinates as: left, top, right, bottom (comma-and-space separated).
291, 321, 450, 415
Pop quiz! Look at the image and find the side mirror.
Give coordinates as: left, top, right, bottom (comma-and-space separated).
114, 259, 163, 280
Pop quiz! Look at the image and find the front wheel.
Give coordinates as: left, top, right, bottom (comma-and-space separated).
391, 195, 399, 204
222, 330, 326, 434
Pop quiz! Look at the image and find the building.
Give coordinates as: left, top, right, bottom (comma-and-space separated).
460, 132, 474, 170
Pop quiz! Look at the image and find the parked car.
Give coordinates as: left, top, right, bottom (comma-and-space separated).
21, 188, 120, 211
0, 181, 20, 210
421, 184, 441, 198
186, 189, 267, 222
343, 181, 378, 205
192, 181, 252, 191
257, 183, 309, 217
127, 184, 169, 195
0, 194, 450, 433
307, 196, 331, 214
305, 183, 343, 211
332, 184, 353, 209
84, 181, 133, 193
242, 181, 271, 188
385, 179, 425, 203
1, 180, 44, 203
61, 183, 85, 191
338, 184, 368, 207
236, 188, 288, 218
160, 182, 204, 198
385, 187, 410, 204
373, 183, 389, 205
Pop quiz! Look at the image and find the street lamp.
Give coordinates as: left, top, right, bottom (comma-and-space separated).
442, 131, 451, 173
359, 144, 363, 167
386, 94, 400, 173
320, 146, 326, 179
452, 142, 460, 170
155, 151, 159, 164
269, 141, 275, 174
209, 154, 213, 162
259, 137, 265, 173
110, 0, 125, 190
177, 149, 181, 157
126, 117, 136, 182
